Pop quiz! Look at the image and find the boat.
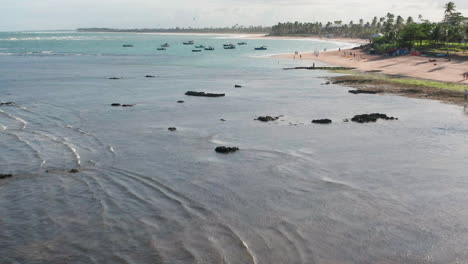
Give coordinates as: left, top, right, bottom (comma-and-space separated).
223, 44, 236, 49
195, 45, 205, 48
192, 49, 202, 52
161, 43, 170, 47
157, 48, 166, 51
122, 44, 133, 47
254, 46, 267, 50
238, 42, 247, 45
204, 46, 215, 51
183, 41, 194, 45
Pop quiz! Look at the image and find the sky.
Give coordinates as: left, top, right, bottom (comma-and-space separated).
0, 0, 467, 31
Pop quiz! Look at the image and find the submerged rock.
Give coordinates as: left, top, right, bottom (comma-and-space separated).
312, 119, 332, 124
109, 77, 121, 80
215, 146, 239, 154
111, 103, 121, 106
0, 173, 13, 179
145, 75, 155, 78
220, 119, 226, 121
234, 84, 242, 88
69, 169, 79, 174
168, 127, 177, 131
0, 102, 15, 106
177, 100, 185, 103
185, 91, 225, 97
122, 104, 135, 107
351, 113, 398, 123
256, 116, 280, 122
348, 89, 379, 94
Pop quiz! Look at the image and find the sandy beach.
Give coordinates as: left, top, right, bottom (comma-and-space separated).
274, 49, 468, 84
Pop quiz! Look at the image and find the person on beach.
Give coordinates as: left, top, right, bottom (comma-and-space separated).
300, 55, 302, 59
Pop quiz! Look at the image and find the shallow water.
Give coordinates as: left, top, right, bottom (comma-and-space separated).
1, 32, 468, 264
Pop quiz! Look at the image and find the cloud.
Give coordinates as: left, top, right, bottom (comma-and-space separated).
0, 0, 466, 31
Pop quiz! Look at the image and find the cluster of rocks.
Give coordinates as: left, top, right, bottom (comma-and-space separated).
111, 103, 135, 107
0, 173, 13, 180
255, 116, 281, 122
185, 91, 225, 97
215, 146, 239, 154
351, 113, 398, 123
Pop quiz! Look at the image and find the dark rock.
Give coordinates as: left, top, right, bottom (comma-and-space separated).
215, 146, 239, 154
185, 91, 225, 97
0, 173, 13, 179
0, 102, 15, 106
177, 100, 185, 103
234, 85, 242, 88
122, 104, 135, 107
69, 169, 79, 173
312, 119, 332, 124
145, 75, 155, 78
220, 119, 226, 121
111, 103, 121, 106
348, 90, 379, 94
325, 81, 331, 85
168, 127, 177, 131
343, 119, 349, 122
351, 113, 398, 123
256, 116, 279, 122
109, 77, 121, 80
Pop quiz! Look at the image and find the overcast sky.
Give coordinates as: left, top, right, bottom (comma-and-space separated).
1, 0, 467, 31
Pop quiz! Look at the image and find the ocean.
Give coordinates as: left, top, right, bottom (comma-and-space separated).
1, 31, 468, 264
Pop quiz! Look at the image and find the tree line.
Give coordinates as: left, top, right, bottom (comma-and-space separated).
270, 2, 467, 48
77, 25, 271, 34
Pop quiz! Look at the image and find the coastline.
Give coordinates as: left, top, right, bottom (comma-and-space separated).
273, 47, 468, 106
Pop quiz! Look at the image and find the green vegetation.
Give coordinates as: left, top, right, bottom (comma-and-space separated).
270, 2, 467, 56
77, 25, 271, 34
338, 73, 467, 92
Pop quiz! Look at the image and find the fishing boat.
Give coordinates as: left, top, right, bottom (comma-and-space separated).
195, 45, 205, 48
161, 43, 170, 47
254, 46, 267, 50
238, 42, 247, 45
183, 41, 194, 45
157, 48, 166, 51
122, 44, 133, 47
204, 46, 215, 51
223, 44, 236, 49
192, 49, 202, 52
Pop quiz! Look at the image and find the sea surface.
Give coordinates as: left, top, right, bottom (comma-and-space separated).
1, 31, 468, 264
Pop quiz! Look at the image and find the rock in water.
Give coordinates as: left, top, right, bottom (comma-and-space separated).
122, 104, 135, 107
185, 91, 225, 97
109, 77, 121, 80
111, 103, 121, 106
168, 127, 177, 131
69, 169, 79, 173
0, 102, 15, 106
351, 113, 398, 123
177, 100, 185, 103
256, 116, 280, 122
234, 85, 242, 88
312, 119, 332, 124
215, 146, 239, 153
145, 75, 155, 78
348, 90, 379, 94
0, 174, 13, 179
